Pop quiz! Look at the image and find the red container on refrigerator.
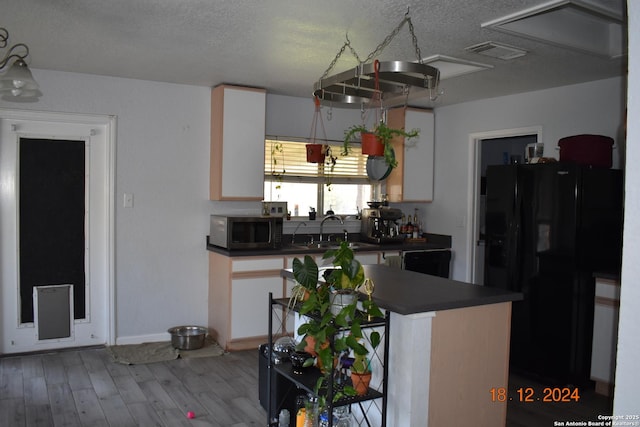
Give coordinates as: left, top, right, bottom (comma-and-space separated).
557, 134, 613, 168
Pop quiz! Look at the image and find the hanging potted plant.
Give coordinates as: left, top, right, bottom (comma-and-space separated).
343, 120, 419, 169
306, 143, 326, 163
342, 59, 419, 170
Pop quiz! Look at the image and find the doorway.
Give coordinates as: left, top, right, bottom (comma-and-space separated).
0, 110, 115, 353
467, 127, 542, 285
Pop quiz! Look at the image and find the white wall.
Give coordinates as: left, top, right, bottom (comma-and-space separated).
266, 94, 364, 142
613, 0, 640, 414
429, 77, 625, 281
0, 70, 212, 343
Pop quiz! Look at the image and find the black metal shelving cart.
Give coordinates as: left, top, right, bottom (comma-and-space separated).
265, 293, 389, 427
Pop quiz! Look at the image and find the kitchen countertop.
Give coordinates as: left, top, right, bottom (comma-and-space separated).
205, 233, 452, 257
281, 264, 522, 315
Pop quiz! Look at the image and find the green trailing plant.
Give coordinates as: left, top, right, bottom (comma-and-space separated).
323, 145, 338, 191
270, 141, 285, 190
291, 241, 383, 403
343, 120, 419, 169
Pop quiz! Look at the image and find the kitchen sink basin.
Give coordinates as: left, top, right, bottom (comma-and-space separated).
291, 241, 377, 251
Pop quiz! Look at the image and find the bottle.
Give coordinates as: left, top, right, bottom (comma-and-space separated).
406, 214, 413, 237
318, 410, 330, 427
400, 214, 407, 235
279, 409, 290, 427
333, 406, 352, 427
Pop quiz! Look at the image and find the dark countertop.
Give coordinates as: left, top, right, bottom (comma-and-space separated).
205, 233, 452, 257
281, 264, 522, 315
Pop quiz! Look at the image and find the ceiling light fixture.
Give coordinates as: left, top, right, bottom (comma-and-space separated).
0, 27, 42, 102
313, 9, 441, 108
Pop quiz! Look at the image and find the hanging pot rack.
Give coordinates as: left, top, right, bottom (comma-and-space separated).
313, 60, 440, 107
312, 9, 441, 108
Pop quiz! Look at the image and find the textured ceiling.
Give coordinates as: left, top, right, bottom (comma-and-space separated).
2, 0, 628, 107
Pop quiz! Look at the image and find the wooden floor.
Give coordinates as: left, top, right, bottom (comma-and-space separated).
0, 346, 613, 426
506, 371, 613, 427
0, 347, 265, 427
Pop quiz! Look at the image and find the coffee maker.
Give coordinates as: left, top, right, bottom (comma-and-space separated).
360, 207, 404, 244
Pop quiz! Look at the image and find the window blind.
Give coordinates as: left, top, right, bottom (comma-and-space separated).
264, 138, 369, 184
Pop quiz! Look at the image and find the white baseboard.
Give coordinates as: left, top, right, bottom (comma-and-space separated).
115, 332, 171, 345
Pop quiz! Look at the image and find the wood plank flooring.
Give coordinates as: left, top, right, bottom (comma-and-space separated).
1, 346, 613, 426
0, 347, 264, 427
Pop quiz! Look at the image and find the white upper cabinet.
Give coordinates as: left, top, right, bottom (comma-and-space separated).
210, 85, 266, 201
387, 107, 435, 202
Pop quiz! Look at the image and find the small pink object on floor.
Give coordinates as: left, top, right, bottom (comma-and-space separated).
187, 411, 195, 419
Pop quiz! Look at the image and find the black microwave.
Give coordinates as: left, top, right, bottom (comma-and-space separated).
209, 215, 283, 250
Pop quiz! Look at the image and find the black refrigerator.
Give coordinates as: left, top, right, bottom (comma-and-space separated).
484, 162, 623, 386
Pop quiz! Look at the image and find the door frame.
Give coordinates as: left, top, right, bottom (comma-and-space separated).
0, 108, 116, 348
466, 126, 543, 284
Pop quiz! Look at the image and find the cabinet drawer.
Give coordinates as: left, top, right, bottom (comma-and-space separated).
356, 252, 381, 265
232, 257, 284, 273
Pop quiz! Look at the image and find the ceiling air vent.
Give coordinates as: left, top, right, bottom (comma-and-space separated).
465, 41, 528, 60
421, 55, 493, 79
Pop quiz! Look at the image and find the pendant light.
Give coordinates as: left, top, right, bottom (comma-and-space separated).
0, 27, 42, 102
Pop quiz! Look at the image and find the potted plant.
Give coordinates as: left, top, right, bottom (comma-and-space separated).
322, 241, 365, 317
343, 120, 419, 169
306, 143, 326, 163
291, 242, 383, 402
350, 353, 372, 396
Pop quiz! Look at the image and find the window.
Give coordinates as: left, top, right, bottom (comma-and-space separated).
264, 138, 373, 216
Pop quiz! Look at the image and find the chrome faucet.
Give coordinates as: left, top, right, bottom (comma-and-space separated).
292, 221, 307, 244
319, 215, 344, 242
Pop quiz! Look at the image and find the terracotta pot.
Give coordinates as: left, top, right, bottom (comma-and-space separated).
306, 143, 325, 163
303, 335, 328, 357
350, 371, 372, 395
360, 132, 384, 156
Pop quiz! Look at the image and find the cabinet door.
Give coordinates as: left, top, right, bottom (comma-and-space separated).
210, 85, 266, 200
231, 275, 283, 339
356, 252, 381, 265
387, 108, 434, 202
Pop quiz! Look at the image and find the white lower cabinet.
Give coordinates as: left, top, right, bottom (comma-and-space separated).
355, 252, 381, 265
209, 250, 386, 351
209, 252, 285, 351
231, 275, 283, 339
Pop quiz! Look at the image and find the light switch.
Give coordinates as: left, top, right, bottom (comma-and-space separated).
123, 193, 134, 208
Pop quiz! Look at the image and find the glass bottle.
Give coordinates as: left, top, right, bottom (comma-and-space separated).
318, 410, 330, 427
334, 406, 353, 427
406, 214, 413, 237
304, 395, 319, 427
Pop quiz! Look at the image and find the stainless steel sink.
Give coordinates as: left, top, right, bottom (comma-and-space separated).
290, 241, 377, 250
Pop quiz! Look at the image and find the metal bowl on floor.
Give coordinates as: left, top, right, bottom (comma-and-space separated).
168, 326, 208, 350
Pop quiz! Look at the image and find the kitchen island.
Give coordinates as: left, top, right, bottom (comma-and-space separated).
205, 234, 452, 351
281, 264, 522, 427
